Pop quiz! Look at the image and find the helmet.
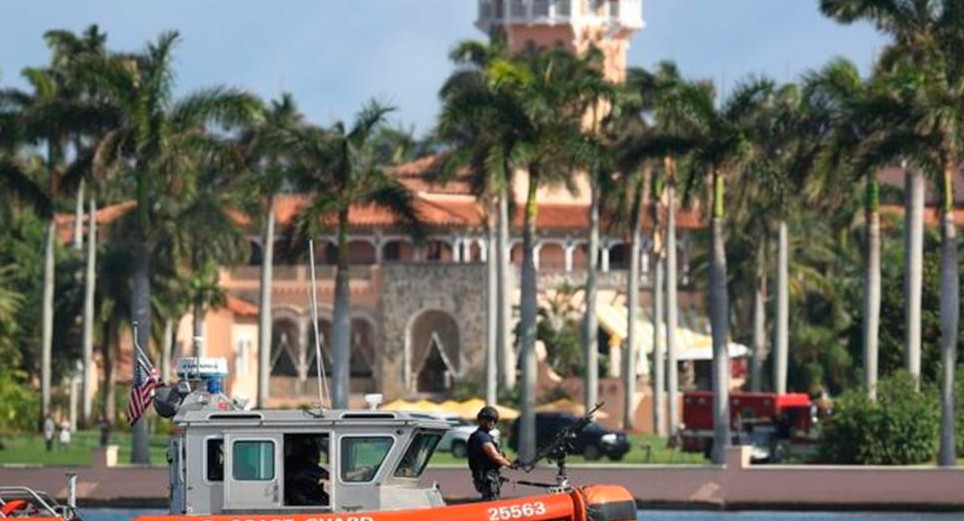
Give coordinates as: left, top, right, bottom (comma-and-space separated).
477, 405, 500, 422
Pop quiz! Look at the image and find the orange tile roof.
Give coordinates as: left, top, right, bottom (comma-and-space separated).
225, 295, 258, 317
389, 154, 475, 195
54, 156, 707, 239
880, 204, 964, 228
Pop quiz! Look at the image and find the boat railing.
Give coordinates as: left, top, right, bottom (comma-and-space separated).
0, 486, 63, 518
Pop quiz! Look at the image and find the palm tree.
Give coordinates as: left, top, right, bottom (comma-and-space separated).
82, 31, 261, 462
739, 79, 827, 395
43, 25, 110, 427
438, 39, 519, 403
622, 62, 710, 436
0, 62, 100, 423
474, 49, 585, 460
685, 78, 763, 464
285, 101, 421, 409
241, 93, 303, 409
818, 0, 959, 390
439, 38, 518, 389
802, 58, 891, 399
571, 47, 620, 417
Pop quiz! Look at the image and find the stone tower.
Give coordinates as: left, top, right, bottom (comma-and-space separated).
476, 0, 644, 81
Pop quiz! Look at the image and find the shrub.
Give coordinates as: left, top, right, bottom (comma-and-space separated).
820, 371, 939, 465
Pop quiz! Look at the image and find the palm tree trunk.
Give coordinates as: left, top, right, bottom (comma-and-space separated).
652, 245, 666, 436
774, 220, 789, 395
81, 195, 97, 426
904, 167, 924, 387
331, 209, 352, 409
486, 203, 499, 405
623, 204, 642, 430
750, 239, 766, 392
938, 166, 958, 467
584, 182, 600, 412
665, 178, 680, 435
864, 175, 881, 400
518, 170, 540, 462
40, 217, 56, 423
709, 171, 730, 465
193, 299, 205, 357
161, 319, 172, 382
73, 180, 85, 250
101, 320, 115, 425
497, 186, 515, 389
257, 195, 276, 408
131, 236, 152, 464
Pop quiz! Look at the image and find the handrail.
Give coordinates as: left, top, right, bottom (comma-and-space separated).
0, 486, 62, 518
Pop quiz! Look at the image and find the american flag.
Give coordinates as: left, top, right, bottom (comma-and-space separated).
128, 340, 160, 426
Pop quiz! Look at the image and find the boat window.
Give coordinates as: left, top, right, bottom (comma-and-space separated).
284, 433, 330, 507
341, 436, 393, 483
394, 432, 441, 478
206, 438, 224, 482
232, 440, 275, 481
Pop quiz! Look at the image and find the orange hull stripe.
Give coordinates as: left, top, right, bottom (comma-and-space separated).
135, 493, 575, 521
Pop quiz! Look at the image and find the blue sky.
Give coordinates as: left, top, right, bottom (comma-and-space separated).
0, 1, 889, 136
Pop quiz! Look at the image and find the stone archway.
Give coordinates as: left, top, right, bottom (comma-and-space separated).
270, 318, 300, 377
407, 310, 460, 393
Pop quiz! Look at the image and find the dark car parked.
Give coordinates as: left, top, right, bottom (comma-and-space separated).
509, 412, 630, 461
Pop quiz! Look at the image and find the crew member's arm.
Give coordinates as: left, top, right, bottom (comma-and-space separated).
482, 442, 513, 468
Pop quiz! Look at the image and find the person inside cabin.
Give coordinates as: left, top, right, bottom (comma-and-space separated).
468, 406, 514, 501
284, 434, 330, 507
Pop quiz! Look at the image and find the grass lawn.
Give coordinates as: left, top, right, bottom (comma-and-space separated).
429, 433, 706, 466
1, 430, 702, 467
0, 430, 169, 466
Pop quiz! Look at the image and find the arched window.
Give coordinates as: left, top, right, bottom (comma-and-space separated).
408, 310, 460, 393
347, 240, 376, 265
382, 240, 414, 262
270, 319, 301, 377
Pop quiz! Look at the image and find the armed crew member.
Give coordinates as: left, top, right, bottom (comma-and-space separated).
468, 406, 514, 501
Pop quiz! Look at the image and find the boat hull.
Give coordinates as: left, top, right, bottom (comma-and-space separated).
134, 485, 635, 521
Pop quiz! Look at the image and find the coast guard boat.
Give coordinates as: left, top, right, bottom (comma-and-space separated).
137, 357, 636, 521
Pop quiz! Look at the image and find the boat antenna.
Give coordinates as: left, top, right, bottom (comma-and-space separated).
308, 239, 331, 410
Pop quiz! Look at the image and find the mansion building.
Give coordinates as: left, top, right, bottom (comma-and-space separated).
202, 154, 703, 407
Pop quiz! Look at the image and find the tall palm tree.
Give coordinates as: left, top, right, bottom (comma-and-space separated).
438, 39, 518, 403
622, 62, 709, 436
480, 49, 586, 460
44, 25, 110, 427
0, 63, 100, 423
819, 0, 960, 389
571, 47, 620, 416
439, 38, 518, 389
740, 79, 827, 395
803, 59, 889, 399
242, 93, 303, 409
685, 78, 762, 464
82, 31, 261, 462
285, 101, 422, 409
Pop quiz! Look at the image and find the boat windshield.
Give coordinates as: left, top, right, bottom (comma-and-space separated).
394, 432, 442, 478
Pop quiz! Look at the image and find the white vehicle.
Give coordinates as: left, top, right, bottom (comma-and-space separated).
415, 413, 500, 458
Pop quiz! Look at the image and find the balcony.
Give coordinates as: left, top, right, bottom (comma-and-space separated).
477, 0, 642, 32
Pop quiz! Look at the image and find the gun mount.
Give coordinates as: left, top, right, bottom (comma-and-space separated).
514, 403, 604, 491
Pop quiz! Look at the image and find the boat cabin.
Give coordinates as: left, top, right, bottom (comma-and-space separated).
161, 359, 451, 515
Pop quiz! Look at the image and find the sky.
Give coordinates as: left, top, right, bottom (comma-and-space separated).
0, 1, 890, 136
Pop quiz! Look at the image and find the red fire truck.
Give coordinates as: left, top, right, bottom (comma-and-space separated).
680, 391, 819, 462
